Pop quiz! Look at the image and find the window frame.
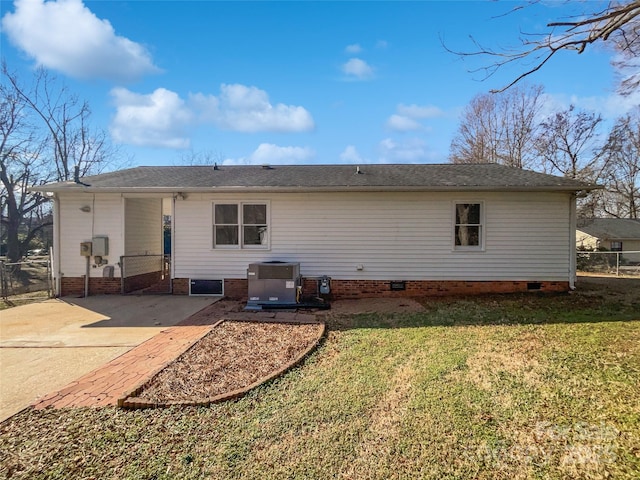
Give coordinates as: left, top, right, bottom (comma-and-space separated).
212, 201, 270, 250
452, 201, 485, 251
610, 240, 623, 252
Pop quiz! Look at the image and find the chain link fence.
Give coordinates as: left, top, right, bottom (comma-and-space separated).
0, 257, 53, 300
576, 250, 640, 277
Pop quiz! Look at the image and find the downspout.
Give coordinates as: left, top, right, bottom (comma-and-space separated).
84, 255, 90, 298
569, 193, 577, 290
171, 195, 176, 291
52, 193, 62, 297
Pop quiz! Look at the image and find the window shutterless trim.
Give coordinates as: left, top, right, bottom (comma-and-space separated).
212, 201, 270, 250
452, 201, 485, 251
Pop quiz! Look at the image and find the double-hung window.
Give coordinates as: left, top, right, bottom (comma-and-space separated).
454, 202, 483, 250
213, 202, 269, 248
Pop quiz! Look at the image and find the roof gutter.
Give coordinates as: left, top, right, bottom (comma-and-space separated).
30, 184, 601, 194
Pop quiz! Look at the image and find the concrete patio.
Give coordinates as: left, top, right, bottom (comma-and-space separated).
0, 295, 217, 422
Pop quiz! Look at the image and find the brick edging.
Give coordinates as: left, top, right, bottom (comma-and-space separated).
119, 321, 326, 409
116, 320, 223, 407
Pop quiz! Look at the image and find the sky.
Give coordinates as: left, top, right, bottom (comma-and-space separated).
1, 0, 638, 168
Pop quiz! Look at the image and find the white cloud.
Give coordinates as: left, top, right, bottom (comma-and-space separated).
223, 144, 315, 165
345, 44, 362, 54
342, 58, 374, 80
110, 88, 192, 149
378, 137, 435, 163
376, 40, 388, 49
540, 91, 640, 121
386, 114, 423, 132
1, 0, 160, 82
386, 103, 444, 132
191, 84, 315, 132
109, 84, 314, 148
397, 104, 444, 119
339, 145, 365, 163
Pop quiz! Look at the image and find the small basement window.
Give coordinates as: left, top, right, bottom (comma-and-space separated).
190, 279, 224, 296
454, 202, 483, 250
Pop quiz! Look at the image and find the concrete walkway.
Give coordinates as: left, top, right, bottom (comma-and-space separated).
0, 295, 216, 421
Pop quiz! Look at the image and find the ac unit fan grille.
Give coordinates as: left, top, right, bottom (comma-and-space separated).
258, 265, 295, 279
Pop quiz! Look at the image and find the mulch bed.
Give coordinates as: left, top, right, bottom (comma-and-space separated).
123, 320, 324, 407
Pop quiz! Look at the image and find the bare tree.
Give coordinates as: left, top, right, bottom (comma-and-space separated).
1, 63, 116, 261
448, 1, 640, 94
535, 106, 604, 180
3, 64, 113, 181
600, 111, 640, 218
534, 106, 605, 217
178, 149, 225, 166
450, 84, 544, 168
450, 92, 500, 164
0, 79, 49, 262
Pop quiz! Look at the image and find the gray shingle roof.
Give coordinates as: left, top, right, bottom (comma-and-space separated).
577, 218, 640, 240
33, 163, 597, 193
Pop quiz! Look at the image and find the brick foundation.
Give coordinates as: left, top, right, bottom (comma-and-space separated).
61, 271, 162, 296
171, 278, 247, 297
223, 278, 249, 299
61, 276, 121, 296
122, 271, 162, 293
170, 277, 568, 299
172, 278, 189, 295
64, 276, 569, 299
324, 279, 569, 299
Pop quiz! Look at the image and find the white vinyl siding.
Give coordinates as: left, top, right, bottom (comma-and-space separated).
173, 191, 573, 282
58, 193, 124, 277
124, 198, 162, 255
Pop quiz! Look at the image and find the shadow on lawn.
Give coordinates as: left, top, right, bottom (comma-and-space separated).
322, 278, 640, 331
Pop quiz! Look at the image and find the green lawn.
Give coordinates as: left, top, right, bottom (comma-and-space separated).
1, 281, 639, 479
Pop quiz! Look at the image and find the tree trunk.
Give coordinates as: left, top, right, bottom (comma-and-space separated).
5, 214, 21, 263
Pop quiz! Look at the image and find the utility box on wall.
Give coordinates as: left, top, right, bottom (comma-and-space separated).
80, 242, 92, 256
92, 236, 109, 256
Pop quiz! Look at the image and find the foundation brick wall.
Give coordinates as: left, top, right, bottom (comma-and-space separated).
224, 279, 248, 299
61, 276, 121, 296
90, 278, 121, 295
68, 276, 568, 299
122, 271, 162, 293
172, 278, 189, 295
171, 278, 248, 298
326, 279, 569, 299
171, 277, 568, 299
61, 277, 84, 296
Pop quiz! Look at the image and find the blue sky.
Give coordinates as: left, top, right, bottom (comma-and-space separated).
1, 0, 638, 167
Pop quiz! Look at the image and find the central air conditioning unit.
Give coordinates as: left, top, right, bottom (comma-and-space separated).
246, 261, 300, 310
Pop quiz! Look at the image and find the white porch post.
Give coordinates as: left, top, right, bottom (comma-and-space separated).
52, 194, 62, 297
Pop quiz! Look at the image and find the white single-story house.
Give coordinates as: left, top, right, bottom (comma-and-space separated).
577, 218, 640, 262
32, 163, 596, 299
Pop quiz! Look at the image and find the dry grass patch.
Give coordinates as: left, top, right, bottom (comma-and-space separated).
342, 356, 417, 478
465, 329, 545, 392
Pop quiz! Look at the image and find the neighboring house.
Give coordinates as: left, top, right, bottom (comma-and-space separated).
32, 163, 596, 299
577, 218, 640, 262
